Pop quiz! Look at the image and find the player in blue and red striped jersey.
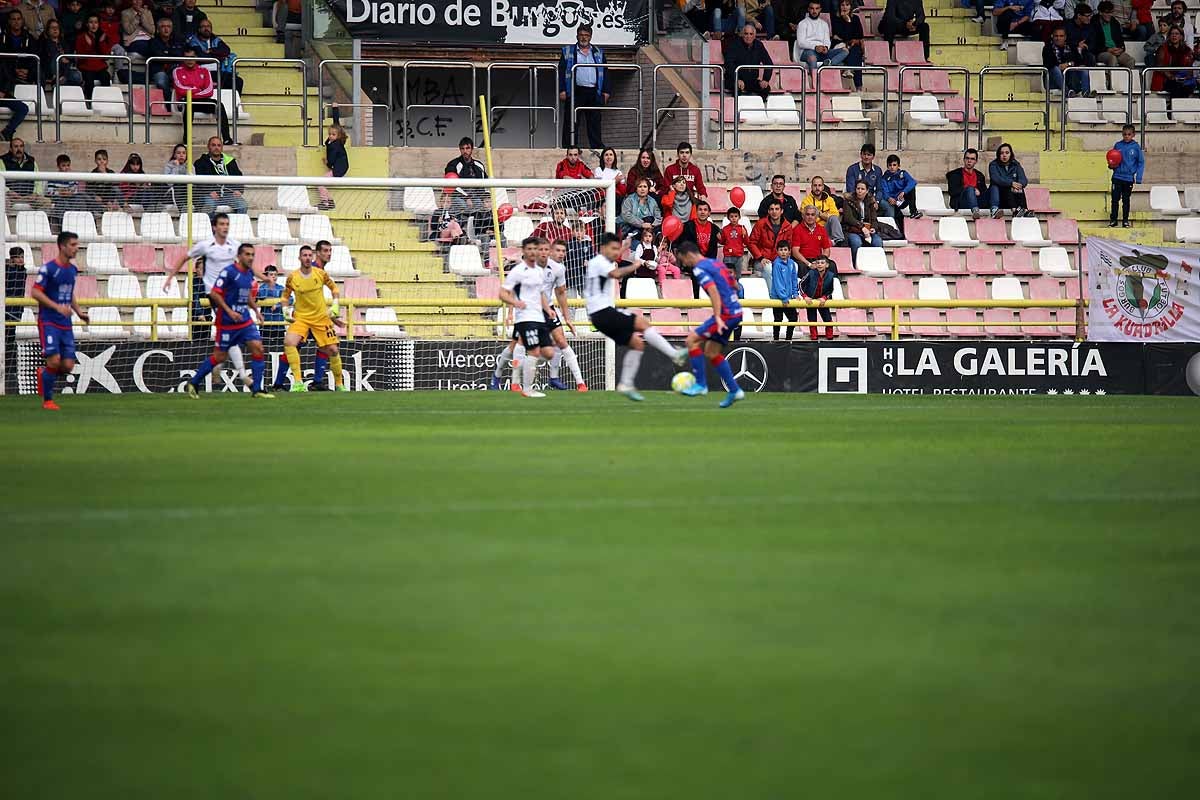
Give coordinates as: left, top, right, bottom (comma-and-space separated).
184, 243, 274, 399
30, 232, 88, 411
674, 241, 746, 408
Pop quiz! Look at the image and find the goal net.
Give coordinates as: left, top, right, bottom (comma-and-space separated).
1, 171, 618, 395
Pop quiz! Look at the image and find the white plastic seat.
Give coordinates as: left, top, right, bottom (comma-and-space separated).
1150, 185, 1188, 215
91, 86, 127, 118
277, 185, 317, 213
107, 274, 143, 298
1172, 98, 1200, 124
1011, 217, 1053, 247
831, 276, 844, 300
503, 215, 535, 246
140, 212, 180, 242
917, 276, 951, 300
624, 277, 660, 300
915, 185, 953, 216
1175, 216, 1200, 243
16, 307, 37, 338
326, 246, 355, 276
1089, 69, 1112, 94
447, 245, 488, 277
1185, 187, 1200, 212
402, 187, 437, 214
16, 210, 54, 242
165, 307, 190, 339
764, 94, 800, 125
855, 247, 895, 276
219, 89, 249, 121
1015, 40, 1043, 67
1101, 96, 1133, 124
62, 210, 99, 241
739, 277, 770, 300
1066, 97, 1107, 124
56, 85, 88, 116
298, 214, 337, 243
737, 185, 764, 213
937, 216, 979, 247
13, 84, 47, 116
132, 306, 164, 338
1144, 96, 1173, 125
991, 276, 1024, 301
84, 243, 123, 274
909, 94, 949, 125
87, 306, 128, 338
1039, 246, 1076, 277
736, 95, 768, 125
101, 211, 139, 242
830, 95, 869, 123
364, 307, 404, 337
256, 213, 296, 243
227, 213, 256, 242
877, 217, 908, 247
279, 244, 301, 271
146, 276, 180, 299
177, 213, 212, 241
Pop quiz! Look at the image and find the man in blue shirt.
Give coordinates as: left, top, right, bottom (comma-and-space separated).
29, 232, 87, 410
558, 24, 610, 148
675, 241, 746, 408
845, 143, 893, 220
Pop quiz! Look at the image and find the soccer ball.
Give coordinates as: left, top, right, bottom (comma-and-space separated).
671, 372, 696, 393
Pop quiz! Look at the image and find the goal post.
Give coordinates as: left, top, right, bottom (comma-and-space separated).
0, 171, 621, 395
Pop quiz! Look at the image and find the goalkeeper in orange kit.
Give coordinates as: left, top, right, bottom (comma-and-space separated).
281, 245, 347, 392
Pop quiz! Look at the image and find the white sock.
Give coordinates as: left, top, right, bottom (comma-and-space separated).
522, 354, 537, 390
562, 346, 583, 385
549, 349, 562, 379
494, 343, 513, 379
228, 345, 249, 387
642, 328, 679, 359
619, 348, 642, 389
512, 344, 525, 384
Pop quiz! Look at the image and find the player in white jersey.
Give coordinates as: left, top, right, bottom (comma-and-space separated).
539, 239, 587, 391
162, 212, 253, 388
498, 237, 555, 398
585, 232, 687, 401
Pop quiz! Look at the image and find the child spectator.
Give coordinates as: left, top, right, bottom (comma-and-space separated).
1144, 17, 1169, 66
768, 240, 800, 341
119, 152, 155, 208
60, 0, 86, 35
90, 148, 121, 213
162, 142, 187, 209
1108, 123, 1144, 228
800, 254, 836, 340
98, 1, 122, 46
47, 153, 87, 231
881, 154, 919, 234
662, 174, 696, 223
317, 122, 348, 210
75, 14, 114, 100
719, 207, 750, 275
631, 229, 682, 288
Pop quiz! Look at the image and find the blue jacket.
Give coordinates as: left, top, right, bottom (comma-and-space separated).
559, 44, 610, 96
770, 257, 799, 300
800, 268, 835, 300
881, 168, 917, 202
846, 162, 885, 202
988, 158, 1028, 189
1111, 139, 1145, 184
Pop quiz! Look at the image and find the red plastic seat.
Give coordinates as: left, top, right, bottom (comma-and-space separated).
122, 244, 157, 273
902, 216, 938, 245
944, 96, 979, 124
662, 279, 695, 300
920, 70, 956, 94
830, 246, 855, 274
973, 218, 1012, 245
882, 277, 914, 299
1027, 277, 1062, 301
707, 186, 731, 214
947, 308, 980, 337
893, 247, 928, 274
967, 248, 1003, 275
845, 276, 879, 299
650, 308, 688, 337
835, 307, 874, 336
863, 40, 895, 66
819, 67, 851, 94
1065, 278, 1081, 300
984, 308, 1018, 336
954, 277, 988, 300
475, 276, 500, 299
872, 306, 896, 332
708, 40, 724, 63
159, 245, 185, 273
75, 275, 99, 299
342, 277, 378, 299
1002, 247, 1039, 275
908, 308, 946, 336
930, 248, 964, 274
250, 244, 276, 270
40, 243, 57, 265
763, 40, 791, 64
894, 40, 930, 65
1021, 308, 1059, 337
1047, 217, 1079, 244
1025, 186, 1058, 213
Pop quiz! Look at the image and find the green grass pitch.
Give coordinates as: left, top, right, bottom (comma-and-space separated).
2, 392, 1199, 799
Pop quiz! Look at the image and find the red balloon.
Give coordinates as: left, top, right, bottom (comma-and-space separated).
729, 186, 746, 208
662, 215, 683, 241
442, 171, 457, 194
1106, 148, 1122, 169
497, 203, 515, 223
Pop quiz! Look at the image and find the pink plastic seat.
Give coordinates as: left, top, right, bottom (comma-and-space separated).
819, 68, 851, 94
1002, 248, 1039, 275
845, 276, 879, 299
650, 308, 688, 337
1027, 277, 1061, 301
662, 279, 695, 300
882, 277, 914, 299
894, 40, 930, 65
1065, 279, 1081, 300
835, 307, 874, 336
893, 247, 928, 274
1021, 308, 1059, 337
1025, 187, 1058, 213
930, 248, 964, 274
908, 308, 946, 336
863, 40, 895, 66
830, 246, 855, 274
122, 244, 158, 273
475, 276, 500, 299
966, 249, 1003, 275
708, 40, 724, 63
251, 244, 276, 270
920, 70, 957, 94
872, 306, 896, 332
902, 217, 938, 245
947, 308, 980, 337
974, 218, 1013, 245
75, 275, 99, 299
954, 277, 988, 300
707, 186, 732, 214
1047, 217, 1079, 244
944, 96, 979, 123
763, 40, 791, 64
342, 277, 378, 299
984, 308, 1018, 336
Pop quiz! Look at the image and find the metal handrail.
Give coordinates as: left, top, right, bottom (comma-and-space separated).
144, 56, 222, 144
570, 63, 643, 147
731, 64, 807, 150
0, 52, 42, 142
1060, 66, 1133, 150
815, 65, 889, 151
486, 62, 558, 149
316, 58, 393, 146
652, 63, 724, 150
402, 60, 476, 147
231, 57, 309, 147
1139, 66, 1200, 146
897, 65, 970, 151
977, 66, 1050, 151
56, 54, 133, 144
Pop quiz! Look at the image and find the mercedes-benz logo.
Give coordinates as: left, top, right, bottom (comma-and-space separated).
726, 347, 768, 392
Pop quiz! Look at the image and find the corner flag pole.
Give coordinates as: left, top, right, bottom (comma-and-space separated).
185, 90, 194, 304
478, 94, 504, 283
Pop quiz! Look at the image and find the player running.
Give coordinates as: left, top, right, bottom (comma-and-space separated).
280, 244, 347, 392
30, 232, 88, 410
540, 239, 587, 391
584, 232, 687, 401
162, 212, 253, 389
674, 241, 745, 408
498, 237, 555, 398
184, 243, 274, 399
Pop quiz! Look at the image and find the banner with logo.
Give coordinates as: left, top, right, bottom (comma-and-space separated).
411, 339, 609, 390
1086, 237, 1200, 342
325, 0, 649, 46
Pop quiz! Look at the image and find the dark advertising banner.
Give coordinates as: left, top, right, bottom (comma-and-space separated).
11, 339, 413, 394
326, 0, 648, 45
412, 339, 609, 390
625, 341, 1200, 397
